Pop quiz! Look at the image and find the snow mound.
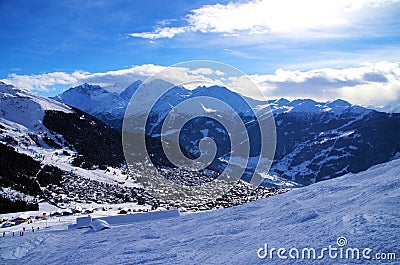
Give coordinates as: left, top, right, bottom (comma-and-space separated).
90, 219, 110, 231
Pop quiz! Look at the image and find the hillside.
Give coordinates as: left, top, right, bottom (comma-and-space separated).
0, 159, 398, 264
0, 83, 150, 212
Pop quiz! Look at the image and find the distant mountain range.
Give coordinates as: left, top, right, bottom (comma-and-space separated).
54, 80, 400, 186
53, 80, 395, 130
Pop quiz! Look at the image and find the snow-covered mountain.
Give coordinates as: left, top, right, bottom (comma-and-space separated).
267, 98, 367, 115
1, 158, 398, 264
54, 80, 370, 129
0, 82, 126, 167
0, 82, 278, 213
54, 80, 400, 186
0, 82, 148, 213
52, 81, 142, 129
0, 81, 73, 130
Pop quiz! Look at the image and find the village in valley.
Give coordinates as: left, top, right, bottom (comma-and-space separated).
1, 163, 290, 237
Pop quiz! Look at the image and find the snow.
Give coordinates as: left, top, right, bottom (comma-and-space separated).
0, 187, 37, 205
53, 83, 129, 119
0, 117, 140, 190
0, 82, 72, 130
3, 84, 133, 194
16, 213, 30, 220
77, 216, 92, 229
201, 103, 217, 113
54, 80, 376, 135
265, 98, 370, 116
1, 159, 398, 264
89, 219, 110, 231
56, 80, 372, 123
70, 210, 180, 229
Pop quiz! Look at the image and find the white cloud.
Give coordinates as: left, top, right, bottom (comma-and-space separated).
189, 67, 214, 76
3, 72, 79, 92
188, 0, 345, 34
188, 68, 225, 76
129, 0, 399, 39
77, 64, 167, 87
339, 82, 400, 106
1, 65, 167, 92
129, 27, 189, 39
242, 61, 400, 106
1, 64, 225, 92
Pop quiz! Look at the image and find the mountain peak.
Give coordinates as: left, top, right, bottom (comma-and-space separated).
72, 83, 103, 93
327, 99, 351, 108
275, 98, 290, 105
54, 83, 112, 103
193, 85, 231, 94
0, 81, 26, 94
119, 80, 143, 100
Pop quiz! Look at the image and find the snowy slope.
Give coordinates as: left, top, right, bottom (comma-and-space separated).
1, 159, 398, 264
52, 83, 127, 117
0, 82, 72, 130
265, 98, 369, 116
0, 114, 136, 190
52, 82, 143, 128
0, 83, 139, 196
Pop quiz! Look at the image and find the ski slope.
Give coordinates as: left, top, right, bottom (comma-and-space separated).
1, 159, 399, 264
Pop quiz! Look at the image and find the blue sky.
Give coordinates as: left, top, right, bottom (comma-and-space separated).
1, 0, 400, 106
0, 0, 232, 75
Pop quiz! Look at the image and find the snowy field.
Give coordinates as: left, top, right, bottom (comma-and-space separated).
1, 159, 399, 264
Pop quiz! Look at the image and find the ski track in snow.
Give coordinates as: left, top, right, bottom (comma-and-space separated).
1, 159, 399, 264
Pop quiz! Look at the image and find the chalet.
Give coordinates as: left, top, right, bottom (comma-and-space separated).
12, 213, 30, 225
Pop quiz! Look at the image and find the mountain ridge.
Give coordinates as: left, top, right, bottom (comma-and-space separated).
54, 80, 374, 130
53, 80, 400, 186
